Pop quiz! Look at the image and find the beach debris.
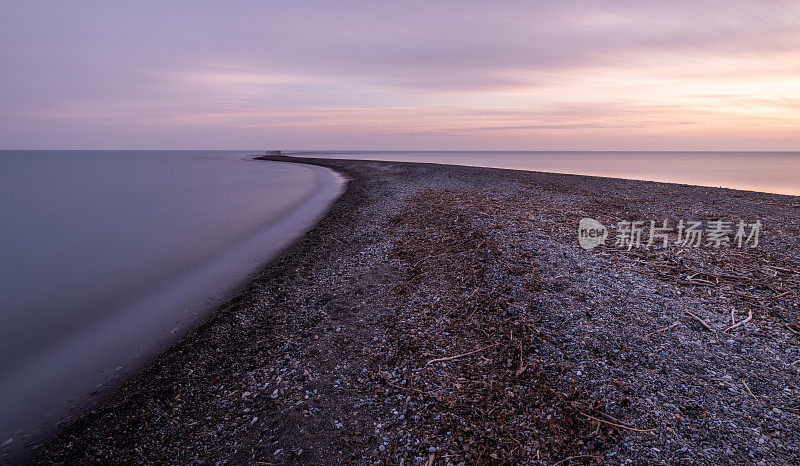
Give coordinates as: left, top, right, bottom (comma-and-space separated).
723, 309, 753, 333
579, 412, 656, 433
684, 310, 714, 331
424, 343, 500, 366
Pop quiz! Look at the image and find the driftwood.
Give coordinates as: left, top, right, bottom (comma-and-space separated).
684, 310, 714, 331
647, 322, 680, 337
723, 310, 753, 333
579, 412, 656, 433
425, 343, 500, 366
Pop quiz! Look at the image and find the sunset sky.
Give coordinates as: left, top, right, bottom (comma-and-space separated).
2, 0, 800, 150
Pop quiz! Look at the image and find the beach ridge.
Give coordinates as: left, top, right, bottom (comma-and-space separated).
28, 157, 800, 464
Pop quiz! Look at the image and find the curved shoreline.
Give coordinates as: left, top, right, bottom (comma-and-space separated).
24, 157, 800, 464
0, 160, 346, 458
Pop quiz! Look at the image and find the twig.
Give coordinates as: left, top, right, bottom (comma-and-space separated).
383, 379, 434, 395
551, 454, 603, 465
742, 380, 758, 401
684, 310, 714, 331
723, 291, 766, 305
436, 288, 479, 325
515, 340, 527, 376
647, 322, 679, 337
723, 309, 753, 333
765, 265, 800, 274
677, 279, 715, 287
425, 343, 500, 366
772, 290, 794, 299
579, 412, 656, 433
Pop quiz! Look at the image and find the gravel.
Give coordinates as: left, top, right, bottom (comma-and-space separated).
18, 156, 800, 465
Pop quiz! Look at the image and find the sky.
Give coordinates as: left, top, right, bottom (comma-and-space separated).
1, 0, 800, 150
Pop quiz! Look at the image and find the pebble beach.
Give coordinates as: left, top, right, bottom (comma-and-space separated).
25, 156, 800, 465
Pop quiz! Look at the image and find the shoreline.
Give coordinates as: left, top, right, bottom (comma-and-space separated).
277, 151, 800, 197
0, 160, 345, 459
23, 157, 800, 464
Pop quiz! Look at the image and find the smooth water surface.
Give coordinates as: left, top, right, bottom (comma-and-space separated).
0, 150, 343, 444
293, 151, 800, 196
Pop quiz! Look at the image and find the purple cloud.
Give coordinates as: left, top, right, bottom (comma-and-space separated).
1, 0, 799, 149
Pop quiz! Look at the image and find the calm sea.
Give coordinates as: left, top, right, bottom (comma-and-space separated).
291, 151, 800, 196
0, 150, 343, 444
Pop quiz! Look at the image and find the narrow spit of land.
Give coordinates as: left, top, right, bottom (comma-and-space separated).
28, 157, 800, 464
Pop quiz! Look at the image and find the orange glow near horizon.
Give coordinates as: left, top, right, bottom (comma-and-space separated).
2, 1, 800, 150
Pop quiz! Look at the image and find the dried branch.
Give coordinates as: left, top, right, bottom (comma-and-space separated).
742, 380, 758, 401
579, 412, 656, 433
723, 309, 753, 333
425, 343, 500, 366
551, 454, 604, 465
647, 322, 680, 337
684, 310, 714, 331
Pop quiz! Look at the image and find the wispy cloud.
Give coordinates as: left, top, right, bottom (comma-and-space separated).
1, 0, 800, 149
470, 121, 696, 131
